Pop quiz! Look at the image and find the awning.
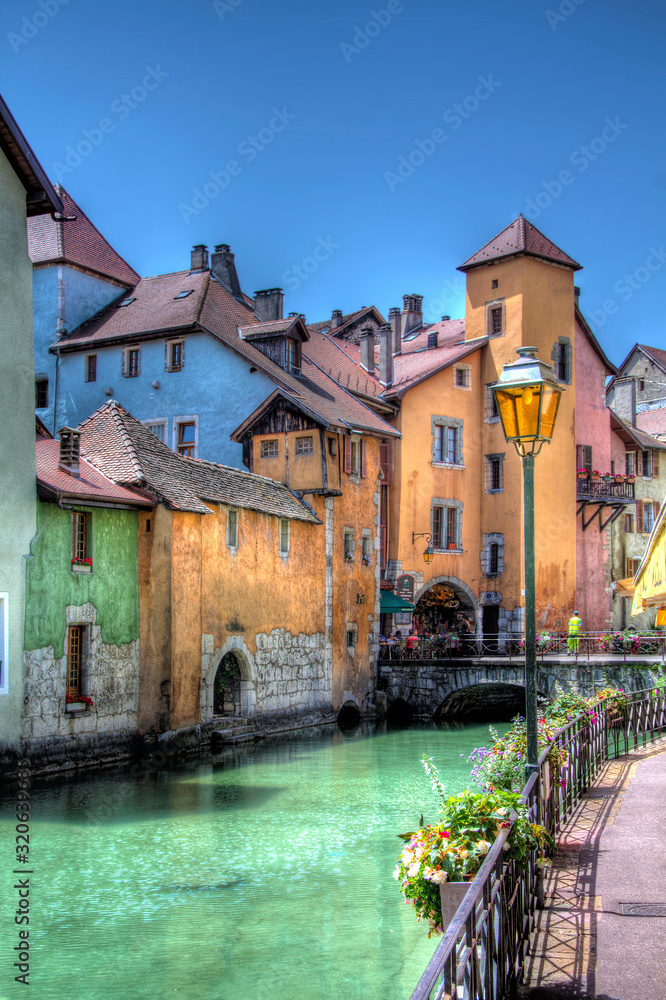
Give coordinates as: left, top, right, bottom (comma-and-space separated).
632, 528, 666, 614
380, 591, 415, 613
614, 578, 636, 597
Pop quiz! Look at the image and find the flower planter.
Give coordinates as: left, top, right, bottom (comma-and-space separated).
71, 563, 92, 574
439, 881, 473, 929
65, 702, 88, 713
589, 475, 601, 483
447, 543, 457, 550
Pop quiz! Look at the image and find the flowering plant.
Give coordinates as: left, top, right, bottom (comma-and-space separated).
71, 557, 92, 567
345, 552, 354, 563
596, 634, 613, 652
469, 716, 567, 793
595, 687, 627, 716
518, 632, 552, 651
576, 468, 589, 475
66, 694, 94, 707
362, 554, 373, 566
395, 758, 554, 936
591, 470, 603, 477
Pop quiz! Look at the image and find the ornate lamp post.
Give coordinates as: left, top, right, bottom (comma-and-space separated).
412, 532, 435, 565
490, 347, 565, 779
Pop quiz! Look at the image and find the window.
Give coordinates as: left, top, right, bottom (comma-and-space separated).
624, 513, 633, 533
432, 498, 463, 550
485, 454, 504, 493
492, 279, 498, 289
166, 340, 184, 372
626, 557, 641, 578
488, 543, 499, 575
432, 418, 463, 466
485, 384, 500, 423
174, 290, 193, 299
644, 502, 655, 533
66, 625, 84, 699
261, 439, 278, 457
0, 594, 8, 695
295, 436, 313, 455
226, 508, 238, 548
454, 366, 471, 389
642, 450, 652, 477
35, 378, 48, 409
345, 623, 358, 650
577, 445, 592, 472
85, 355, 97, 383
490, 307, 502, 334
351, 439, 360, 474
486, 299, 504, 337
71, 512, 91, 570
143, 420, 166, 442
626, 452, 635, 476
344, 436, 366, 477
174, 417, 197, 458
638, 379, 645, 392
482, 533, 504, 576
344, 529, 355, 561
446, 507, 456, 546
286, 339, 300, 374
432, 506, 443, 549
116, 297, 135, 307
362, 532, 373, 566
279, 518, 290, 555
122, 347, 140, 377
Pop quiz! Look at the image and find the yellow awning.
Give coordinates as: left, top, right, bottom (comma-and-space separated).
632, 529, 666, 614
615, 578, 636, 597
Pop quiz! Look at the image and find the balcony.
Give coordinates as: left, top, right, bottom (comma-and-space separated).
576, 476, 635, 531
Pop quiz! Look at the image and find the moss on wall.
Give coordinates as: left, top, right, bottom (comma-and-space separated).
24, 501, 140, 655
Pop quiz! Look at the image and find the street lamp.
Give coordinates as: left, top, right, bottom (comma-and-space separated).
412, 532, 435, 565
490, 347, 565, 780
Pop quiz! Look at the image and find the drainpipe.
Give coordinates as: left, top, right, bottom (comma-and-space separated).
52, 265, 66, 436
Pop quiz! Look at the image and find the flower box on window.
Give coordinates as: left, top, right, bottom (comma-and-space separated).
71, 557, 92, 573
362, 554, 373, 566
345, 553, 355, 564
65, 694, 94, 713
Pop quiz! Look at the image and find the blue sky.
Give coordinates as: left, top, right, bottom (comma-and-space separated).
2, 0, 665, 365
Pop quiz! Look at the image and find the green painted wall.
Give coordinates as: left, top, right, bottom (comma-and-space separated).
24, 502, 141, 656
0, 147, 37, 740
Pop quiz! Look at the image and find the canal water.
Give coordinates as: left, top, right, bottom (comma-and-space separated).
0, 720, 504, 1000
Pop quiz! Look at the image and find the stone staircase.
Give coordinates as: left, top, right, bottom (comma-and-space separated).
210, 716, 262, 748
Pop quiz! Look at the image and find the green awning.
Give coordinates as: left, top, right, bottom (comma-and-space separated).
380, 591, 415, 613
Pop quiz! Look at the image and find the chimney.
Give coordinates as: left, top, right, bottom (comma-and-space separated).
58, 426, 81, 477
190, 245, 209, 272
574, 286, 581, 309
441, 315, 450, 321
359, 327, 375, 374
211, 244, 242, 299
331, 309, 344, 329
402, 294, 423, 336
254, 288, 284, 323
614, 378, 637, 427
378, 323, 394, 387
389, 307, 402, 354
427, 331, 439, 350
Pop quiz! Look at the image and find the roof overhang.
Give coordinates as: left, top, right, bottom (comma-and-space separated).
230, 388, 328, 442
610, 411, 666, 451
385, 337, 488, 400
0, 94, 63, 216
51, 322, 199, 354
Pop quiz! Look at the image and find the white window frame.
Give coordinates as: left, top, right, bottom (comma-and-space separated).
261, 439, 279, 458
279, 518, 290, 555
142, 418, 167, 443
644, 502, 655, 533
295, 435, 314, 456
350, 438, 361, 475
165, 338, 185, 373
431, 497, 464, 552
0, 594, 8, 695
226, 507, 239, 549
173, 415, 198, 458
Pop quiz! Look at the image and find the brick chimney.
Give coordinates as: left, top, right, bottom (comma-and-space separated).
331, 309, 344, 329
211, 244, 242, 299
254, 288, 284, 323
402, 294, 423, 337
359, 327, 375, 374
389, 307, 402, 354
378, 323, 394, 387
190, 245, 209, 272
58, 427, 81, 477
427, 331, 439, 349
614, 378, 637, 427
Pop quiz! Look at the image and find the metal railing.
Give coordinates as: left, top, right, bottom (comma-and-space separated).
409, 687, 666, 1000
576, 478, 635, 500
379, 631, 666, 662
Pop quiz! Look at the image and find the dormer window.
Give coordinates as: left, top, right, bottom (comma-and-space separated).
116, 297, 135, 308
286, 339, 301, 375
174, 290, 193, 300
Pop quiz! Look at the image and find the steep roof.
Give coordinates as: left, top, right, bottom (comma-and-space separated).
36, 438, 153, 507
307, 306, 385, 338
606, 343, 666, 393
78, 401, 321, 522
575, 305, 617, 375
610, 411, 666, 451
458, 216, 582, 272
27, 185, 139, 286
0, 93, 62, 216
636, 408, 666, 439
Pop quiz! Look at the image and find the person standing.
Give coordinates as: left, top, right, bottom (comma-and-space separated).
567, 610, 582, 655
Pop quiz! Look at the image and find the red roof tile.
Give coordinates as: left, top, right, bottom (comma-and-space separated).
36, 438, 153, 506
636, 408, 666, 438
307, 306, 384, 338
637, 344, 666, 371
27, 185, 139, 287
458, 217, 582, 272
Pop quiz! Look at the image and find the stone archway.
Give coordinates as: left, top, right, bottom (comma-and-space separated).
413, 575, 480, 640
435, 682, 529, 722
201, 634, 257, 722
213, 652, 243, 716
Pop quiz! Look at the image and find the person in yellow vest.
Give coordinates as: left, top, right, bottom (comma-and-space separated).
567, 611, 582, 654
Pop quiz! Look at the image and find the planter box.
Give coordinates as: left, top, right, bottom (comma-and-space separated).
71, 563, 92, 574
440, 881, 473, 929
65, 702, 88, 713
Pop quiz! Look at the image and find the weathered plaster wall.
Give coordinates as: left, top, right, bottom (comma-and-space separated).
0, 148, 37, 742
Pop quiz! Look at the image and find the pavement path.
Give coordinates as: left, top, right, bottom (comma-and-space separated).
518, 737, 666, 1000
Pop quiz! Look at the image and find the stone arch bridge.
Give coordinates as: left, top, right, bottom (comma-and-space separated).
377, 660, 661, 719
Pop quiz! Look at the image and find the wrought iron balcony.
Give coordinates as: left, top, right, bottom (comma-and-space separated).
576, 477, 635, 501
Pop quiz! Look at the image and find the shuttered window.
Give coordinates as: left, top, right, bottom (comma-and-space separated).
636, 500, 644, 533
654, 451, 660, 477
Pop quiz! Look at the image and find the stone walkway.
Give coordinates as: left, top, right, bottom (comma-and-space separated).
518, 737, 666, 1000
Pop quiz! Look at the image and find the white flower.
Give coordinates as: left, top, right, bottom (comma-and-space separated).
429, 870, 448, 884
422, 867, 434, 880
407, 863, 421, 878
458, 848, 469, 859
496, 807, 507, 816
476, 840, 492, 855
393, 866, 402, 880
402, 849, 414, 865
503, 843, 510, 852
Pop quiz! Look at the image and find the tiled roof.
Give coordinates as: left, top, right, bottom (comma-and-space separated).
610, 411, 666, 451
637, 344, 666, 371
78, 401, 321, 521
303, 334, 385, 400
0, 94, 63, 216
36, 438, 153, 506
27, 185, 139, 287
636, 408, 666, 438
458, 217, 582, 272
307, 306, 384, 338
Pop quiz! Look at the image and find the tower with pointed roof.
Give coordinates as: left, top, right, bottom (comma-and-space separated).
457, 216, 581, 629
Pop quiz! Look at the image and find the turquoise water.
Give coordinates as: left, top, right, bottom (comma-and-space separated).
0, 720, 502, 1000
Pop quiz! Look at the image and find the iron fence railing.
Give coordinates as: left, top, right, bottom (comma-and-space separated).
576, 478, 635, 500
379, 631, 666, 662
409, 687, 666, 1000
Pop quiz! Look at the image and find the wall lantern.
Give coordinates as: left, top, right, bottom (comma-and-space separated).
490, 346, 565, 780
412, 532, 435, 565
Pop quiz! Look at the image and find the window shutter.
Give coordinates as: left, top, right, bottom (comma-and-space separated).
360, 440, 367, 478
344, 436, 352, 474
637, 451, 643, 476
576, 445, 583, 469
584, 445, 592, 471
653, 450, 659, 477
636, 500, 644, 534
654, 500, 661, 517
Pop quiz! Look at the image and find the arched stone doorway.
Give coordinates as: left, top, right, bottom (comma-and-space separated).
413, 578, 478, 641
213, 652, 242, 716
435, 683, 527, 722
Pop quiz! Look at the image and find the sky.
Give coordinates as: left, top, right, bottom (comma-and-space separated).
2, 0, 665, 366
